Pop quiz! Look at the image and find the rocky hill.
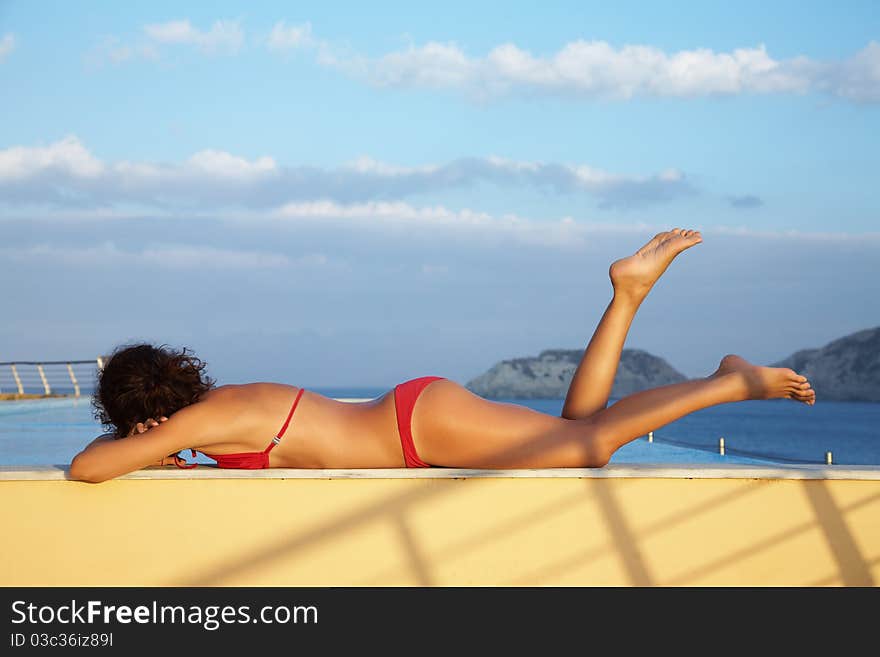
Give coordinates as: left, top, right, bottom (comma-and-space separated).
466, 348, 687, 399
771, 326, 880, 402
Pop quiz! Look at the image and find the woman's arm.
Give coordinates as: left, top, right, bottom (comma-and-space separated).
70, 406, 208, 483
87, 417, 190, 467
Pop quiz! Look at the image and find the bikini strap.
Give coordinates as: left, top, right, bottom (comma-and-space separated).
264, 387, 305, 454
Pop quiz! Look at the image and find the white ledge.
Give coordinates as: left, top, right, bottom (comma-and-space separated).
1, 464, 880, 481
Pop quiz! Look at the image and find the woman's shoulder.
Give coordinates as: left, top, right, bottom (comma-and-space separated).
197, 383, 308, 415
201, 381, 303, 399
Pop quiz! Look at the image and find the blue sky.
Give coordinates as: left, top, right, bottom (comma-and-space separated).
0, 1, 878, 387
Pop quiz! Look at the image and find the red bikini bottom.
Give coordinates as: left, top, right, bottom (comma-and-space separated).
393, 376, 445, 467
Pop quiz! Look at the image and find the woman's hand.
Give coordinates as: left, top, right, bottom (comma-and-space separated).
126, 416, 168, 438
157, 452, 192, 467
123, 417, 183, 467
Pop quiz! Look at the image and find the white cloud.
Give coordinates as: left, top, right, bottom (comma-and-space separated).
307, 33, 880, 103
87, 18, 244, 65
273, 199, 590, 248
339, 155, 693, 207
143, 19, 244, 54
84, 36, 159, 68
86, 20, 879, 103
822, 41, 880, 102
0, 136, 692, 209
0, 135, 104, 180
270, 200, 880, 247
0, 33, 15, 62
370, 41, 475, 88
267, 21, 313, 51
186, 150, 277, 178
276, 199, 491, 223
0, 241, 316, 269
140, 244, 289, 268
356, 40, 809, 98
344, 155, 439, 176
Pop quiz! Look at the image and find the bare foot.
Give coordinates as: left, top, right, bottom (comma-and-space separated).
711, 354, 816, 405
609, 228, 703, 303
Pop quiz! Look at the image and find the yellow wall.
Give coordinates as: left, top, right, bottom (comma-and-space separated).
1, 476, 878, 586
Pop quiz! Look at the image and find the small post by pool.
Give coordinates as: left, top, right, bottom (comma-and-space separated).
826, 451, 833, 465
719, 437, 725, 456
648, 431, 653, 443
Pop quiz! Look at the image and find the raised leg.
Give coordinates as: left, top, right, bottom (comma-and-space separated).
561, 295, 639, 419
562, 228, 703, 420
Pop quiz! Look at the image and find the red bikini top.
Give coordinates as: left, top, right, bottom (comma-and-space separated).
176, 387, 305, 470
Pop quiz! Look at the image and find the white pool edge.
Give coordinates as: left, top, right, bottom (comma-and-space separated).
2, 463, 880, 481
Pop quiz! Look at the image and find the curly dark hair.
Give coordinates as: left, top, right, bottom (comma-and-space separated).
92, 343, 216, 438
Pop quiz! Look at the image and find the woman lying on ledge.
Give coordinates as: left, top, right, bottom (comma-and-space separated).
70, 228, 816, 483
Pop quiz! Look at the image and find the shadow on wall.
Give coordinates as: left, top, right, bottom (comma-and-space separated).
176, 476, 877, 587
170, 420, 877, 586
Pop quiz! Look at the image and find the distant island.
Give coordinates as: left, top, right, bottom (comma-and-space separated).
771, 326, 880, 402
466, 348, 687, 399
466, 326, 880, 402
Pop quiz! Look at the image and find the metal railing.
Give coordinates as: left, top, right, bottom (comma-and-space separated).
0, 359, 104, 398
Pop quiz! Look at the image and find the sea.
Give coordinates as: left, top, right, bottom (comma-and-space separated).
0, 388, 878, 467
